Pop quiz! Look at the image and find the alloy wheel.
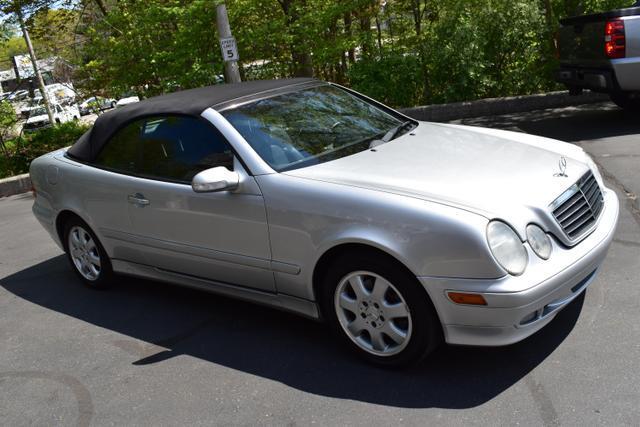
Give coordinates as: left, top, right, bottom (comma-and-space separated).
334, 271, 412, 357
68, 225, 101, 281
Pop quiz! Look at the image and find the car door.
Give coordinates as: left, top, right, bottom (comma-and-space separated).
124, 115, 275, 292
90, 120, 150, 265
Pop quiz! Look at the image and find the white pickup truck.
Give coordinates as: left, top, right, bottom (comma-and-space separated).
556, 2, 640, 110
22, 103, 80, 133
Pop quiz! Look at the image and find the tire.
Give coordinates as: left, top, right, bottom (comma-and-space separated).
567, 86, 583, 96
320, 251, 442, 367
63, 217, 113, 289
609, 91, 640, 111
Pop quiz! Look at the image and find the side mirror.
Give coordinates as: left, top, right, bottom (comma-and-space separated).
191, 166, 240, 193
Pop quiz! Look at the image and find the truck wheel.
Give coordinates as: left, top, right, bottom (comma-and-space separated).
610, 92, 640, 111
568, 86, 583, 96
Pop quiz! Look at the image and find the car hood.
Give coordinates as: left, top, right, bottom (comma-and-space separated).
284, 122, 591, 218
25, 115, 49, 124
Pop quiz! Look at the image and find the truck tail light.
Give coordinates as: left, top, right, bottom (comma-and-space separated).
605, 19, 625, 59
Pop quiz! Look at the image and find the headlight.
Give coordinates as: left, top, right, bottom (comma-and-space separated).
526, 224, 552, 260
487, 221, 528, 276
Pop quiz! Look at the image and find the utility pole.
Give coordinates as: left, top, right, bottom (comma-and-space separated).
216, 3, 241, 84
17, 9, 55, 125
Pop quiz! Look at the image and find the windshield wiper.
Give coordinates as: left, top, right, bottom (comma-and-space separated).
382, 121, 415, 142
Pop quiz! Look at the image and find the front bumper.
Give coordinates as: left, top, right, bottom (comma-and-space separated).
419, 188, 619, 346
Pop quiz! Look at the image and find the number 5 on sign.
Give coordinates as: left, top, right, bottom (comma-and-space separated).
220, 37, 239, 62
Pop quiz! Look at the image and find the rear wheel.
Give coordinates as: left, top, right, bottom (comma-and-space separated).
610, 91, 640, 111
64, 217, 113, 289
320, 251, 442, 367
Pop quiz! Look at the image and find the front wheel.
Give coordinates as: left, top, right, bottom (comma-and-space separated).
64, 218, 113, 289
321, 251, 442, 367
610, 91, 640, 111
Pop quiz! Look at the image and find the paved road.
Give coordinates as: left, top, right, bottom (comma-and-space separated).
1, 102, 639, 426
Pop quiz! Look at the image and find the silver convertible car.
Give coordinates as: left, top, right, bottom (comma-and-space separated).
30, 78, 619, 366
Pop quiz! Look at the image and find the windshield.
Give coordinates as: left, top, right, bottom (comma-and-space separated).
30, 107, 47, 116
222, 85, 410, 172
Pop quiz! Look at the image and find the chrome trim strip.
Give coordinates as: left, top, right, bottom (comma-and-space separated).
270, 260, 301, 275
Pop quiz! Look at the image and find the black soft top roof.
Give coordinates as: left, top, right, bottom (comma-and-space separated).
67, 78, 318, 162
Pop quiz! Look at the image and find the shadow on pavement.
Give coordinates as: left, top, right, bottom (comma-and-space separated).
460, 103, 640, 142
1, 255, 586, 409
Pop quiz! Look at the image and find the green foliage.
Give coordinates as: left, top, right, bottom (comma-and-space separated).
348, 54, 424, 107
76, 0, 225, 97
9, 0, 639, 107
0, 36, 27, 69
0, 121, 89, 178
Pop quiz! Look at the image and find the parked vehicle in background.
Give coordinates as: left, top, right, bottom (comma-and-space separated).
556, 2, 640, 110
115, 95, 140, 108
39, 83, 77, 107
20, 97, 43, 119
8, 90, 29, 102
79, 96, 117, 116
23, 103, 80, 132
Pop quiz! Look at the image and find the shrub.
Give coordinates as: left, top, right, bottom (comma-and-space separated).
0, 121, 89, 179
348, 54, 425, 108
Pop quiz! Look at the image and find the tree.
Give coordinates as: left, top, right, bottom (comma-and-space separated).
0, 99, 17, 153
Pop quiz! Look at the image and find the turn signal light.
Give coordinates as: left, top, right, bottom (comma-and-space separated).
605, 19, 625, 59
447, 292, 487, 306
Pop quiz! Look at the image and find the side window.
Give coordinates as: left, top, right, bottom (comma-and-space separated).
138, 116, 234, 182
95, 115, 234, 182
94, 120, 143, 173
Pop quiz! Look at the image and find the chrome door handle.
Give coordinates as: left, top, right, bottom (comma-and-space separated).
127, 193, 150, 206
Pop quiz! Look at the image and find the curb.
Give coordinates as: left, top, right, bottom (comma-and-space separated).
399, 90, 609, 122
0, 173, 31, 198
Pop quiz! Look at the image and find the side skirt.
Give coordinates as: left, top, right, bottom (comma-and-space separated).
111, 259, 320, 320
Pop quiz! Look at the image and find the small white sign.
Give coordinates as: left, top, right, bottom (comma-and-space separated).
13, 54, 35, 79
220, 37, 239, 62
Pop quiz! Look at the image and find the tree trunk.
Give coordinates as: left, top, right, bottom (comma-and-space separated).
17, 10, 55, 126
412, 0, 422, 36
375, 15, 383, 55
278, 0, 313, 77
93, 0, 108, 16
541, 0, 559, 58
344, 12, 355, 64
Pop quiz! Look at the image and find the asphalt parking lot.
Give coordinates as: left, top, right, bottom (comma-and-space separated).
1, 102, 639, 426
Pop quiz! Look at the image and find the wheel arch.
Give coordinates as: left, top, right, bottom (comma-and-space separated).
55, 209, 93, 251
311, 242, 439, 317
311, 241, 445, 343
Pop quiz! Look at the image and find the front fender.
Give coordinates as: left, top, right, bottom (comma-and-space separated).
257, 174, 502, 301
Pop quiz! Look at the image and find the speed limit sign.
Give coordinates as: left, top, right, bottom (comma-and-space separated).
220, 37, 239, 62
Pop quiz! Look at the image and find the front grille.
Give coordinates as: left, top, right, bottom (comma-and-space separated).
551, 171, 604, 240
